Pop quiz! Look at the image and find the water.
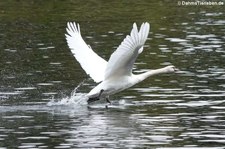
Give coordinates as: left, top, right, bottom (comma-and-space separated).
0, 0, 225, 148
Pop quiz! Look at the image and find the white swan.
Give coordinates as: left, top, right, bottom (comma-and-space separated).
65, 22, 178, 104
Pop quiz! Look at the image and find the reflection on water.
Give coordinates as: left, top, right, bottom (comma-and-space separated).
1, 94, 225, 148
0, 0, 225, 148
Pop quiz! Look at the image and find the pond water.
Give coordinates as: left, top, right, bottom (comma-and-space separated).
0, 0, 225, 148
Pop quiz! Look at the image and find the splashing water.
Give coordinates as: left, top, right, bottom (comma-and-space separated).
47, 80, 88, 106
46, 80, 128, 108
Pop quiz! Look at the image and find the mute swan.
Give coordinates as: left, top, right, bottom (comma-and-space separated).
65, 22, 178, 104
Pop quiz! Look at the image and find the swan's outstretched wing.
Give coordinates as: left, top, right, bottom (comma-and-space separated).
104, 22, 150, 80
65, 22, 107, 83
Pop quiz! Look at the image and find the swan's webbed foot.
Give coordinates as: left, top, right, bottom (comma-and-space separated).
87, 96, 99, 104
87, 89, 104, 104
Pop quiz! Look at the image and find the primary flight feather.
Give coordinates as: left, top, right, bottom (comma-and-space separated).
65, 22, 107, 83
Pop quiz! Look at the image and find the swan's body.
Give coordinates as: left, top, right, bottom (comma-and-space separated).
65, 22, 178, 103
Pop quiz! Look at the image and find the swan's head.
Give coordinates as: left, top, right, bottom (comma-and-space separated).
164, 65, 179, 73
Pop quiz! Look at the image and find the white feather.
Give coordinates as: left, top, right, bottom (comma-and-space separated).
65, 22, 178, 103
65, 22, 107, 83
104, 22, 150, 80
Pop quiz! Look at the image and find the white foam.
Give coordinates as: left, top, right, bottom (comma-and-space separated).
47, 92, 88, 106
47, 80, 88, 106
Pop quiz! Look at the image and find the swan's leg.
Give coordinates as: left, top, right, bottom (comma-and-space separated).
105, 96, 111, 104
87, 89, 104, 104
105, 96, 111, 109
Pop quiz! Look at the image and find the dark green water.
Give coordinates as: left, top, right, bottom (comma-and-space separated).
0, 0, 225, 148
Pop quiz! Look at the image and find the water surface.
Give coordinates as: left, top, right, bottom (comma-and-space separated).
0, 0, 225, 148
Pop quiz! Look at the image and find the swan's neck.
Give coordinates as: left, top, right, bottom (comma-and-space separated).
133, 67, 169, 84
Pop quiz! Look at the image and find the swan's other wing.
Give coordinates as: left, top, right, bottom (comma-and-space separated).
104, 22, 150, 80
65, 22, 107, 83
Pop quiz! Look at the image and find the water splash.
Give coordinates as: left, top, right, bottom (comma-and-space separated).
47, 80, 88, 106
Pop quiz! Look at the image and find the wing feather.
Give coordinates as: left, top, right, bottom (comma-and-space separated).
65, 22, 107, 83
104, 22, 150, 80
